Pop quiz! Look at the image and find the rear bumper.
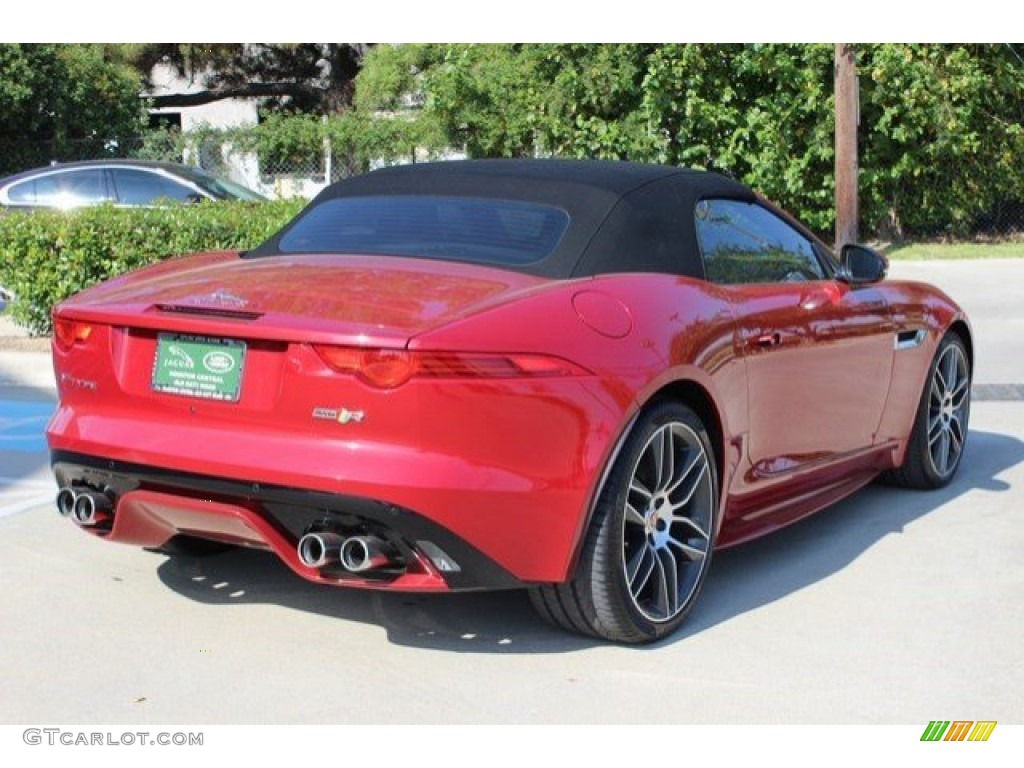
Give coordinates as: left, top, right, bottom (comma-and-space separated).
52, 450, 526, 592
47, 350, 630, 584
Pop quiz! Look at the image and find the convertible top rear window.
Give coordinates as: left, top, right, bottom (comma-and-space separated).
275, 196, 570, 266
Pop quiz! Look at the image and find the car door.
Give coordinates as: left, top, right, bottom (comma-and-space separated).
694, 198, 894, 495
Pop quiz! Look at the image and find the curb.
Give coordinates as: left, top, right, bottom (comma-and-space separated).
0, 337, 51, 353
0, 313, 51, 353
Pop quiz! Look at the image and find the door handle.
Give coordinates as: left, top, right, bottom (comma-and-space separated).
752, 332, 782, 348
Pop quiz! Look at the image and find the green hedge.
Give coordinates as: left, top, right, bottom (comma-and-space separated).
0, 200, 305, 335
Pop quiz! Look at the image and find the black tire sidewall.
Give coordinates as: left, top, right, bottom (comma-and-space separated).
588, 401, 719, 642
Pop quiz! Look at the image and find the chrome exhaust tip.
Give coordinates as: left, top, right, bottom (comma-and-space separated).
72, 491, 112, 526
340, 535, 393, 573
297, 532, 346, 569
56, 488, 77, 518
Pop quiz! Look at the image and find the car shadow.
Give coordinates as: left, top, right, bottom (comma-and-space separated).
155, 427, 1023, 654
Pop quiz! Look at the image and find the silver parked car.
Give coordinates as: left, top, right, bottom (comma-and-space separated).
0, 160, 265, 210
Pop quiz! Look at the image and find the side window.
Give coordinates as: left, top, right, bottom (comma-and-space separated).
6, 179, 35, 204
111, 169, 195, 205
694, 199, 824, 285
33, 170, 109, 208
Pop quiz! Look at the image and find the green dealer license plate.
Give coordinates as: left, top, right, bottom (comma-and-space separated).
151, 334, 246, 402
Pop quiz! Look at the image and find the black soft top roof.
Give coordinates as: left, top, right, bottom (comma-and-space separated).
250, 159, 757, 279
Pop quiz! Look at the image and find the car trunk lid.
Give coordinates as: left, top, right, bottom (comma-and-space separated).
61, 251, 547, 347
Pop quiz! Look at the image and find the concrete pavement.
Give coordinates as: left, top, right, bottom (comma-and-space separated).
0, 401, 1020, 723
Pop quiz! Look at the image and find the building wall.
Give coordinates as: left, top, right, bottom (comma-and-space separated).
146, 62, 262, 191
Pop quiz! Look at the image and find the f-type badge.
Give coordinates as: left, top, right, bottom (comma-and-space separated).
312, 407, 365, 425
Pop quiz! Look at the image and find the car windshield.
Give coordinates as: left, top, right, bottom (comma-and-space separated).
174, 166, 266, 201
274, 196, 570, 266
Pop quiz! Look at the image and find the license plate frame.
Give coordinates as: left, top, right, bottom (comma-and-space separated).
151, 333, 246, 402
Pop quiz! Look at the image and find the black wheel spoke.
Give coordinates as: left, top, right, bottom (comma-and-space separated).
949, 416, 965, 454
651, 428, 674, 492
654, 549, 679, 617
629, 477, 652, 502
627, 543, 656, 594
942, 348, 957, 393
625, 502, 646, 526
667, 534, 707, 562
669, 461, 708, 511
951, 377, 969, 408
669, 514, 709, 542
933, 429, 951, 475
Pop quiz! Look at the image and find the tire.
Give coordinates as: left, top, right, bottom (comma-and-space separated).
530, 401, 718, 643
884, 332, 971, 489
147, 535, 232, 557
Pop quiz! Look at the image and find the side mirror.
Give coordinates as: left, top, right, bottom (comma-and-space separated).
837, 244, 888, 285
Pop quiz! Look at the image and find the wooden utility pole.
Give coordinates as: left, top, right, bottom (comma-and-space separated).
834, 44, 859, 251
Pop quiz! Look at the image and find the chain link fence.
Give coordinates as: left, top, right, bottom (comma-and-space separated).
4, 134, 1024, 238
971, 200, 1024, 238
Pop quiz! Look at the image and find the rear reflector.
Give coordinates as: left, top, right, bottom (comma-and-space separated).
313, 346, 590, 389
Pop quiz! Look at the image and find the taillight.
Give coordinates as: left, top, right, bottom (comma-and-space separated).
313, 346, 590, 389
315, 347, 419, 389
53, 317, 93, 352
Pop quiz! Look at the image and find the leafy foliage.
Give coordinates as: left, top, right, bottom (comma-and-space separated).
0, 200, 304, 335
859, 44, 1024, 237
0, 44, 147, 176
190, 107, 445, 180
355, 43, 1024, 238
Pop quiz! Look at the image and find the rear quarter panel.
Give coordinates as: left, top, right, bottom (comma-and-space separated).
412, 274, 747, 544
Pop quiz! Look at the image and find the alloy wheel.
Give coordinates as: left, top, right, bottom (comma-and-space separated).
622, 421, 714, 623
927, 341, 970, 478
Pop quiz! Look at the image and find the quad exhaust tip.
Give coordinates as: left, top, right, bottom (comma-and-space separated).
297, 532, 396, 573
340, 535, 392, 573
57, 487, 113, 526
297, 532, 346, 569
56, 488, 77, 518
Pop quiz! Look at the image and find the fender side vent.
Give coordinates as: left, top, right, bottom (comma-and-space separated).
894, 328, 926, 350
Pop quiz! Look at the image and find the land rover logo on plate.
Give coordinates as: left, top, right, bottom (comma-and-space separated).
203, 350, 236, 374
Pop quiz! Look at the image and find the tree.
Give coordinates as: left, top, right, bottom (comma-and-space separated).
858, 44, 1024, 236
130, 44, 369, 114
356, 43, 1024, 238
0, 44, 146, 175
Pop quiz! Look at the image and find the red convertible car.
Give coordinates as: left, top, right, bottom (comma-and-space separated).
47, 160, 971, 643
